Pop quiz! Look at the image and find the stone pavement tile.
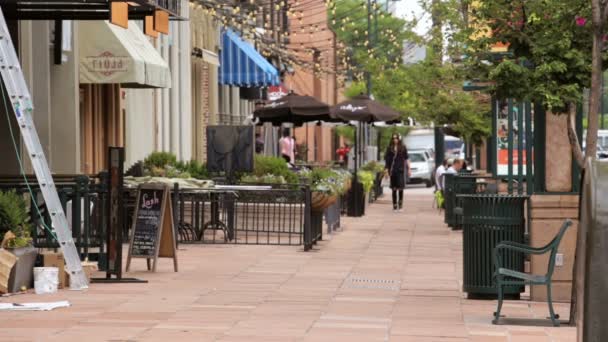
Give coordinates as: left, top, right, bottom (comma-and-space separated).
390, 320, 468, 338
301, 327, 388, 342
389, 336, 469, 342
400, 280, 460, 291
0, 328, 64, 342
548, 328, 577, 342
217, 335, 300, 342
332, 295, 396, 304
469, 335, 508, 342
508, 330, 551, 342
324, 301, 395, 318
0, 318, 80, 329
399, 289, 460, 298
47, 326, 149, 342
134, 327, 220, 342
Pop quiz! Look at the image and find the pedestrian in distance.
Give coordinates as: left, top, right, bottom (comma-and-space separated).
255, 133, 264, 154
384, 133, 411, 212
279, 128, 294, 164
435, 158, 448, 191
447, 158, 463, 174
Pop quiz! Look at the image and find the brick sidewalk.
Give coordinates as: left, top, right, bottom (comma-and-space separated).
0, 190, 575, 341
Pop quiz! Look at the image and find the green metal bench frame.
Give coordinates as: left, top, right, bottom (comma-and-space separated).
492, 219, 572, 326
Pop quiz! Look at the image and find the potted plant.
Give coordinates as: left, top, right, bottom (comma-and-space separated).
357, 170, 375, 209
0, 190, 37, 292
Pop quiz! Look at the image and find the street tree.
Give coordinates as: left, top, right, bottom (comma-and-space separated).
465, 0, 607, 167
333, 0, 490, 145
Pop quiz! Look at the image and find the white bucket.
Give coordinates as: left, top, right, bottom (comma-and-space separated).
33, 267, 59, 294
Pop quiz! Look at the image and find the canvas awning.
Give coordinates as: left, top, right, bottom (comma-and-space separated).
79, 21, 171, 89
220, 29, 280, 87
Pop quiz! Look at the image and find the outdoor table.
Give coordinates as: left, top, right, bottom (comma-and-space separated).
197, 186, 271, 242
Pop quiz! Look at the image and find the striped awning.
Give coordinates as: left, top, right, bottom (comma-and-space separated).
220, 30, 280, 87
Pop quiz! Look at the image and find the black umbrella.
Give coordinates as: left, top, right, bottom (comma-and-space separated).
254, 92, 335, 126
331, 94, 401, 123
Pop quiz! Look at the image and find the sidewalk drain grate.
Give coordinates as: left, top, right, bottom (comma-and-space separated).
346, 277, 401, 291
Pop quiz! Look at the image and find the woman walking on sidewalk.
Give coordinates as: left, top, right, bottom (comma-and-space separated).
384, 134, 411, 212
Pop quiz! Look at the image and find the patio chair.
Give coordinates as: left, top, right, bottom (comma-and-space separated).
492, 219, 572, 327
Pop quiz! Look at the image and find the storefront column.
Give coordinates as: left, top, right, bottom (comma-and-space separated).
50, 21, 80, 174
179, 16, 192, 161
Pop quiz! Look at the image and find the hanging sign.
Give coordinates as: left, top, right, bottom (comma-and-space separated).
110, 1, 129, 29
144, 16, 159, 38
268, 85, 288, 101
126, 184, 178, 272
154, 10, 170, 35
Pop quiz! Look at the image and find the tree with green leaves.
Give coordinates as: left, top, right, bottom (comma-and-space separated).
333, 0, 490, 145
465, 0, 607, 167
331, 0, 416, 78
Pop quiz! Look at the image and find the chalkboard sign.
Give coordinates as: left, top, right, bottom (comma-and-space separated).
126, 184, 178, 272
131, 188, 163, 256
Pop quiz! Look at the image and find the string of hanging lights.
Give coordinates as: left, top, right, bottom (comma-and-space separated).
189, 0, 402, 78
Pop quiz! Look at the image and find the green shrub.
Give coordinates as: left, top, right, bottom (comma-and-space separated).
141, 152, 209, 180
357, 170, 375, 194
0, 190, 32, 248
175, 160, 209, 179
144, 152, 177, 170
361, 161, 384, 174
254, 155, 299, 184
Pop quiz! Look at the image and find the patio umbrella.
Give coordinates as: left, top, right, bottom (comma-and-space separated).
254, 92, 335, 126
330, 94, 401, 123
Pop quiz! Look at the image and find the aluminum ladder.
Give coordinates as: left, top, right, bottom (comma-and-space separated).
0, 8, 88, 290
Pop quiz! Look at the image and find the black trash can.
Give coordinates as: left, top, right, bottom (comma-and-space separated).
443, 173, 456, 226
444, 174, 478, 229
451, 176, 480, 229
459, 194, 528, 298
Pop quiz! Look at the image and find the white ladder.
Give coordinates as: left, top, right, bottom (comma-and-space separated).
0, 8, 88, 290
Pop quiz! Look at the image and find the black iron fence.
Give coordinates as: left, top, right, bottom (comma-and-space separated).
0, 174, 107, 261
174, 184, 320, 250
0, 175, 327, 258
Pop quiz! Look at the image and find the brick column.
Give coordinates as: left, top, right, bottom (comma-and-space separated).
529, 195, 579, 302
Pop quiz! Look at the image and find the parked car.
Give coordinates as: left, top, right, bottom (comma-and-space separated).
598, 145, 608, 160
582, 143, 608, 160
408, 149, 434, 187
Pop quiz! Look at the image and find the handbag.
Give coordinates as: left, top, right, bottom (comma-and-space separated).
381, 173, 390, 187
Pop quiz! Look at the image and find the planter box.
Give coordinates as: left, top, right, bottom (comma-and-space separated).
7, 246, 37, 293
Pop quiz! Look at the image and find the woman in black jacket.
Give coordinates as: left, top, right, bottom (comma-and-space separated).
385, 134, 411, 211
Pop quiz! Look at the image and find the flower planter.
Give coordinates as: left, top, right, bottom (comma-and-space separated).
311, 191, 337, 212
7, 246, 37, 293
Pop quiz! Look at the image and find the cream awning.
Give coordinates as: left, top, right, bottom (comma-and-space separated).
79, 21, 171, 88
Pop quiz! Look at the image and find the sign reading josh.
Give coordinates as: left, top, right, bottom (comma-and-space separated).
126, 183, 178, 273
84, 51, 129, 77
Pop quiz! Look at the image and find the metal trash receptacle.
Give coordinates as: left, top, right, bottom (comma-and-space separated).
459, 194, 528, 298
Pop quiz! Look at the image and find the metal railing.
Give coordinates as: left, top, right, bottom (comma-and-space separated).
174, 184, 319, 249
0, 174, 107, 261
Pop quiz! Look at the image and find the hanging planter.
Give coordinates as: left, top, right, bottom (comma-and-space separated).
311, 191, 339, 212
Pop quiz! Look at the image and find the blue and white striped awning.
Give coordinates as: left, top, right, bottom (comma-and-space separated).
220, 29, 280, 87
